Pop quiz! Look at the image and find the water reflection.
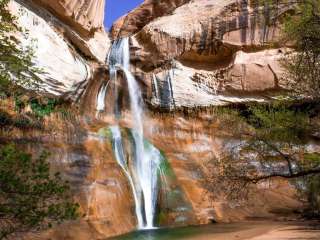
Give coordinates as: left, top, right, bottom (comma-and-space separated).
108, 226, 202, 240
107, 223, 252, 240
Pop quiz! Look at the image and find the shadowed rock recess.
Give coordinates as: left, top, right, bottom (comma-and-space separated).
4, 0, 320, 239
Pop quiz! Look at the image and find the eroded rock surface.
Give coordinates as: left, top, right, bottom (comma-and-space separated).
148, 49, 285, 108
6, 117, 137, 240
9, 0, 110, 99
2, 0, 308, 239
33, 0, 105, 37
111, 0, 191, 39
111, 0, 294, 108
145, 113, 302, 224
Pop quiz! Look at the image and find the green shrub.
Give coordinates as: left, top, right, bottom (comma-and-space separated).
30, 98, 58, 118
0, 145, 79, 239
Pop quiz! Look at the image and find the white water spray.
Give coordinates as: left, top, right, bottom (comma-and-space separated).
109, 126, 144, 228
100, 37, 162, 229
152, 74, 160, 103
96, 82, 109, 112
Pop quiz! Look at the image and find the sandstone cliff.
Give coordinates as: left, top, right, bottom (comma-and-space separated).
3, 1, 309, 239
9, 0, 110, 100
33, 0, 105, 37
112, 0, 294, 109
111, 0, 191, 39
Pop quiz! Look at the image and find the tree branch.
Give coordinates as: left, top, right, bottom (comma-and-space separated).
244, 167, 320, 183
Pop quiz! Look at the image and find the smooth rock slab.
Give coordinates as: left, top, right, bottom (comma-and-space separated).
10, 0, 90, 98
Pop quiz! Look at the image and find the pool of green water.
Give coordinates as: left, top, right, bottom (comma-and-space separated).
107, 223, 253, 240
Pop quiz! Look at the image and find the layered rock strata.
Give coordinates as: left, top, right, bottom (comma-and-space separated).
111, 0, 191, 39
9, 0, 110, 99
33, 0, 105, 37
112, 0, 295, 109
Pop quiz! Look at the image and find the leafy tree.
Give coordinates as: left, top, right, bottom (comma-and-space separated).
0, 0, 66, 122
0, 3, 79, 238
0, 0, 43, 116
0, 145, 79, 239
282, 0, 320, 98
205, 104, 320, 216
0, 0, 41, 95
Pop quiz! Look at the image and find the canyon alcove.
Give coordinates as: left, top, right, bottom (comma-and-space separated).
1, 0, 320, 240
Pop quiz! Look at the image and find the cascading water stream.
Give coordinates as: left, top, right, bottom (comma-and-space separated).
152, 74, 160, 102
120, 68, 158, 228
96, 82, 109, 112
109, 126, 144, 228
97, 37, 162, 229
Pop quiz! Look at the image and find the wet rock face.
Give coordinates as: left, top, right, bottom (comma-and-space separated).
146, 48, 286, 108
111, 0, 294, 108
2, 108, 305, 239
14, 117, 137, 239
145, 113, 302, 224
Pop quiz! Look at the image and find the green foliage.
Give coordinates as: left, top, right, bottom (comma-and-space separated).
282, 0, 320, 97
0, 111, 12, 127
0, 110, 43, 131
210, 103, 320, 215
0, 3, 79, 237
158, 157, 175, 178
245, 105, 320, 214
0, 0, 71, 120
0, 145, 79, 239
12, 95, 71, 122
98, 127, 112, 139
247, 103, 311, 144
242, 103, 316, 170
304, 153, 320, 165
304, 175, 320, 217
30, 98, 58, 118
13, 115, 32, 129
13, 95, 26, 112
0, 0, 41, 95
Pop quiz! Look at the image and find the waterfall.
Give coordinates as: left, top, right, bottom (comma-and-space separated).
166, 69, 175, 107
152, 74, 160, 104
132, 130, 162, 229
109, 126, 144, 228
152, 69, 175, 109
101, 37, 161, 229
96, 82, 108, 112
108, 39, 128, 118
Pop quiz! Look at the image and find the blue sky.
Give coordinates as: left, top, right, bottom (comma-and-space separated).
104, 0, 144, 29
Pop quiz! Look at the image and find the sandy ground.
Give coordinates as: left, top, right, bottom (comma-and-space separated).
187, 221, 320, 240
249, 223, 320, 240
